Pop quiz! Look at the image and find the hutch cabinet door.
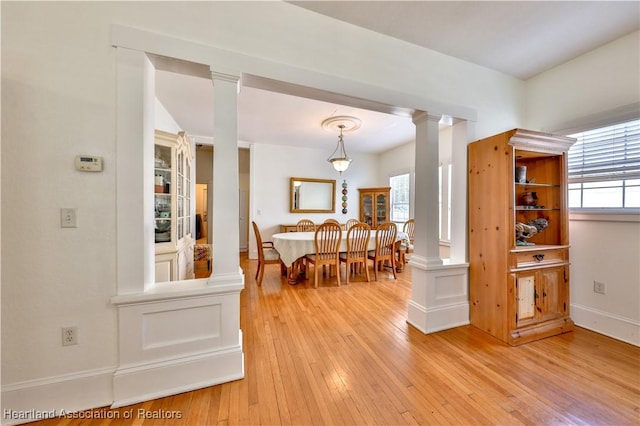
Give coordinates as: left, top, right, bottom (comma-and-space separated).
375, 193, 389, 224
538, 266, 568, 322
513, 266, 568, 328
514, 271, 537, 327
361, 193, 373, 226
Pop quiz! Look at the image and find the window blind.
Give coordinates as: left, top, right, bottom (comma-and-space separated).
568, 119, 640, 183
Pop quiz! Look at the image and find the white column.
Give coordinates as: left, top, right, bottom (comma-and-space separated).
412, 111, 442, 266
208, 70, 243, 285
407, 112, 470, 334
115, 47, 155, 294
449, 119, 474, 263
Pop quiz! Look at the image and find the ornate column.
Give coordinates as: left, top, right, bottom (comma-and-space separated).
208, 70, 243, 285
411, 111, 442, 266
449, 119, 474, 263
408, 111, 470, 334
115, 47, 156, 294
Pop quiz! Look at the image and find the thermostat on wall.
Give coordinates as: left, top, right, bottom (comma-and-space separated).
75, 155, 103, 172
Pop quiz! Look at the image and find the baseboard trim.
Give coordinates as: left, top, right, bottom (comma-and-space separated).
571, 303, 640, 347
112, 344, 244, 408
407, 300, 428, 333
2, 346, 246, 424
407, 300, 470, 334
2, 367, 115, 425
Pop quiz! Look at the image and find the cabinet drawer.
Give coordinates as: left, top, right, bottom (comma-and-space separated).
512, 247, 567, 270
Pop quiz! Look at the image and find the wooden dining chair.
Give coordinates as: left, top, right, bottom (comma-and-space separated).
368, 222, 398, 281
296, 219, 316, 232
252, 221, 285, 286
345, 218, 360, 230
305, 222, 342, 288
403, 219, 415, 254
339, 222, 371, 284
397, 218, 415, 265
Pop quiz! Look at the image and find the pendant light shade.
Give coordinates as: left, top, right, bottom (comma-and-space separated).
323, 116, 361, 175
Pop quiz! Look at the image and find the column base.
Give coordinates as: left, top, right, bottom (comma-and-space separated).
407, 256, 470, 333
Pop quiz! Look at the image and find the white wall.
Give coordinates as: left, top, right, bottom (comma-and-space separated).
524, 30, 640, 346
2, 5, 120, 387
155, 99, 182, 134
378, 141, 416, 185
525, 31, 639, 133
568, 218, 640, 345
249, 143, 378, 258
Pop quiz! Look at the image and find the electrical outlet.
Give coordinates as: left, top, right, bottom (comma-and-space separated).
594, 280, 606, 295
60, 208, 78, 228
62, 326, 78, 346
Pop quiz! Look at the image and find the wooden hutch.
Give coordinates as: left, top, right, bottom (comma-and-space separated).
468, 129, 576, 345
358, 187, 390, 227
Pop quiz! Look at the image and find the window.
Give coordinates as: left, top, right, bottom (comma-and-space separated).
567, 119, 640, 209
439, 163, 452, 241
390, 173, 410, 222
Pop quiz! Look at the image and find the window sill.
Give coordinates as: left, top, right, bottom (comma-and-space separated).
569, 209, 640, 223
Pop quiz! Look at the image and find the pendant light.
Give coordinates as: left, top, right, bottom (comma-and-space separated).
323, 116, 361, 175
328, 124, 351, 174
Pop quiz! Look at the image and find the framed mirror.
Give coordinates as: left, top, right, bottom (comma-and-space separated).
290, 177, 336, 213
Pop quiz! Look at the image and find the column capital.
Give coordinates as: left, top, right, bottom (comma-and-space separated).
412, 110, 441, 125
210, 70, 240, 85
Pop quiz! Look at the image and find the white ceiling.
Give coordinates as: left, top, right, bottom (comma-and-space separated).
291, 1, 639, 80
155, 1, 639, 154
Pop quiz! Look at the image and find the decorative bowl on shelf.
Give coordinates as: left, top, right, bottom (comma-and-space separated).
155, 220, 171, 232
515, 218, 548, 246
519, 191, 538, 206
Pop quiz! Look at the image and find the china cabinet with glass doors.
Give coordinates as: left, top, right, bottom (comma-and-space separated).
358, 187, 390, 227
154, 130, 194, 282
468, 129, 576, 345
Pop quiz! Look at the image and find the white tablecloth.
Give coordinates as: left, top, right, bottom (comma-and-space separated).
272, 230, 408, 266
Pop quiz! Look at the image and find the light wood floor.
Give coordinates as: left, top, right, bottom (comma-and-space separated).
35, 255, 639, 425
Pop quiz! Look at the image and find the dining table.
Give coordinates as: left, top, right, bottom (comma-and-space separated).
272, 230, 409, 284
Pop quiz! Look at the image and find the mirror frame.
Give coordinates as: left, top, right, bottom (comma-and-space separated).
290, 177, 336, 213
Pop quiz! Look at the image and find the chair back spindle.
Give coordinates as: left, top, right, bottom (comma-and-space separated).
345, 218, 360, 230
296, 219, 316, 232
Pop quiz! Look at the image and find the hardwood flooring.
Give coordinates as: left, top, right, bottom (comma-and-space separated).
33, 255, 639, 425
